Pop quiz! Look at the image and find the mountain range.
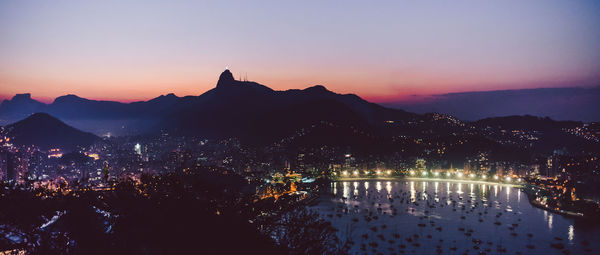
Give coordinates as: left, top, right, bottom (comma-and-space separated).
0, 69, 419, 141
384, 87, 600, 122
0, 69, 596, 155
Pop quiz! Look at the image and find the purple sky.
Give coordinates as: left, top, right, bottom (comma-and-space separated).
1, 0, 599, 103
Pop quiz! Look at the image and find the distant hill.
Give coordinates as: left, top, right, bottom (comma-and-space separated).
0, 69, 419, 142
474, 115, 581, 131
0, 93, 46, 121
0, 93, 181, 136
3, 113, 99, 150
157, 69, 419, 144
473, 115, 598, 154
383, 87, 600, 122
0, 69, 596, 155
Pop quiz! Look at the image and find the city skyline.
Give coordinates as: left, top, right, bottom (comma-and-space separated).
1, 1, 600, 253
2, 0, 600, 103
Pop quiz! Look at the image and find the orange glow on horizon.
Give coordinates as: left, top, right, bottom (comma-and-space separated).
1, 67, 598, 104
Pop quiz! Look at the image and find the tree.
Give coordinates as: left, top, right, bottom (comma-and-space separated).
269, 209, 349, 255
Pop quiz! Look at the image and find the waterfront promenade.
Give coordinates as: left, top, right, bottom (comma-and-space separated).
335, 176, 524, 188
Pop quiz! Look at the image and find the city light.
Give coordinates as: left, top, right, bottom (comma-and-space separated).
134, 143, 142, 155
84, 152, 100, 160
1, 15, 595, 253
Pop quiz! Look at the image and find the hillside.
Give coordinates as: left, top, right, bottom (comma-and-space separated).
4, 113, 99, 150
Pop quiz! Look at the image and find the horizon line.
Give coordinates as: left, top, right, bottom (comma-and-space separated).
1, 84, 597, 105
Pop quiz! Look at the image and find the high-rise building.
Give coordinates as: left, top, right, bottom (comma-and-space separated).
415, 158, 426, 172
0, 151, 7, 180
0, 151, 17, 182
296, 153, 305, 171
343, 154, 356, 171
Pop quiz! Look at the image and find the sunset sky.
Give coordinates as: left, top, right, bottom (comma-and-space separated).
1, 0, 599, 103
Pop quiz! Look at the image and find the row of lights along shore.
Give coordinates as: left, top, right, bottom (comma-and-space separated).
336, 170, 522, 183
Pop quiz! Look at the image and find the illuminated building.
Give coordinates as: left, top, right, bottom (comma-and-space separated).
415, 158, 426, 172
134, 143, 142, 155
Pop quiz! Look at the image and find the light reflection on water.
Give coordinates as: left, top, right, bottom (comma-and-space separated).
410, 181, 415, 202
385, 182, 392, 198
314, 180, 599, 254
569, 225, 574, 243
342, 181, 349, 198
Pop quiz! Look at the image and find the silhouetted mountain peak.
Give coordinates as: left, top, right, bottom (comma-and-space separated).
304, 85, 329, 93
155, 93, 177, 99
0, 94, 46, 123
24, 112, 57, 123
147, 93, 179, 104
11, 112, 78, 134
11, 93, 33, 101
2, 93, 40, 106
213, 69, 275, 96
53, 94, 86, 104
217, 69, 236, 88
6, 113, 99, 150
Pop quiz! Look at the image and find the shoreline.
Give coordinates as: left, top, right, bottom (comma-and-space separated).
527, 197, 585, 218
325, 177, 594, 220
333, 176, 523, 187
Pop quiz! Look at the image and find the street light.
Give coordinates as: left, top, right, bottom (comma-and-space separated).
457, 173, 463, 178
493, 175, 499, 180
